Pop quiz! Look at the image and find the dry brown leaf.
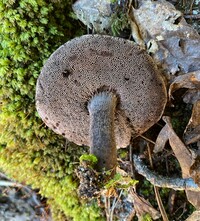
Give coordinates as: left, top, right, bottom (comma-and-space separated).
183, 89, 200, 104
164, 117, 193, 178
154, 116, 194, 178
102, 187, 118, 198
131, 0, 200, 76
185, 210, 200, 221
185, 191, 200, 210
169, 70, 200, 99
184, 149, 200, 211
73, 0, 114, 34
184, 100, 200, 145
130, 189, 161, 220
129, 6, 145, 48
169, 71, 200, 145
189, 155, 200, 186
169, 70, 200, 165
154, 124, 169, 153
154, 117, 200, 209
154, 115, 200, 211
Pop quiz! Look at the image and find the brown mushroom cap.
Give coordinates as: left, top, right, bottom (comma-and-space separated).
36, 34, 167, 148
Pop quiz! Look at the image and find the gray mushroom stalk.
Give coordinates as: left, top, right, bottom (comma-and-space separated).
36, 34, 167, 172
88, 92, 117, 171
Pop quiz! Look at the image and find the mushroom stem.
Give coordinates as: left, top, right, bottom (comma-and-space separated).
88, 92, 117, 172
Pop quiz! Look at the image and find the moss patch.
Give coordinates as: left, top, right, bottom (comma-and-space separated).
0, 1, 103, 220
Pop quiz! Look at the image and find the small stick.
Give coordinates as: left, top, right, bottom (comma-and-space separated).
139, 134, 156, 145
133, 155, 200, 191
147, 144, 169, 221
0, 180, 23, 188
129, 144, 136, 179
110, 190, 123, 220
189, 0, 195, 16
154, 187, 169, 221
184, 14, 200, 19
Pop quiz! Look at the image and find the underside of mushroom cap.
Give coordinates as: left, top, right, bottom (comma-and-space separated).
36, 34, 167, 148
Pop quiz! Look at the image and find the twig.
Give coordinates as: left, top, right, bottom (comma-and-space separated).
133, 155, 200, 191
184, 14, 200, 19
153, 150, 174, 163
105, 197, 110, 221
129, 144, 135, 179
139, 134, 156, 145
174, 202, 187, 220
147, 144, 169, 221
147, 143, 153, 168
110, 190, 123, 220
154, 187, 169, 221
0, 180, 24, 187
189, 0, 195, 16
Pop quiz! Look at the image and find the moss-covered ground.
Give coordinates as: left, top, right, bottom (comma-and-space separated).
0, 1, 103, 220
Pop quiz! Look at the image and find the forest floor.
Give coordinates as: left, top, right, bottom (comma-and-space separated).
0, 0, 199, 220
0, 172, 51, 221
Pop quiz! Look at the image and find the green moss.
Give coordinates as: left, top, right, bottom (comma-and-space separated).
0, 1, 103, 220
104, 173, 138, 189
80, 154, 98, 165
110, 1, 130, 37
118, 148, 129, 160
141, 213, 153, 221
111, 11, 129, 36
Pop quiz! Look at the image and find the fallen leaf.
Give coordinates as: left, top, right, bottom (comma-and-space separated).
183, 89, 200, 104
185, 210, 200, 221
101, 186, 118, 198
184, 101, 200, 145
154, 116, 194, 178
116, 166, 129, 177
130, 189, 161, 220
128, 6, 145, 48
73, 0, 113, 34
154, 124, 169, 153
189, 155, 200, 186
185, 191, 200, 210
169, 70, 200, 147
168, 71, 200, 179
131, 0, 200, 75
169, 70, 200, 99
154, 117, 200, 209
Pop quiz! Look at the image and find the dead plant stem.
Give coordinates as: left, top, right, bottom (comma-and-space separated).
147, 143, 169, 221
140, 134, 156, 145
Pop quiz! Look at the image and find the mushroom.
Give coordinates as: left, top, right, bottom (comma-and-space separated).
36, 34, 167, 172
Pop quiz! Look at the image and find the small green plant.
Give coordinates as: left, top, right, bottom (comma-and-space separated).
141, 213, 153, 221
104, 173, 138, 189
111, 12, 129, 36
118, 148, 128, 159
80, 154, 98, 166
110, 0, 117, 3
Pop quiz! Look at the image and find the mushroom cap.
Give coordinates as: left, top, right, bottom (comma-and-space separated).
36, 34, 167, 148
